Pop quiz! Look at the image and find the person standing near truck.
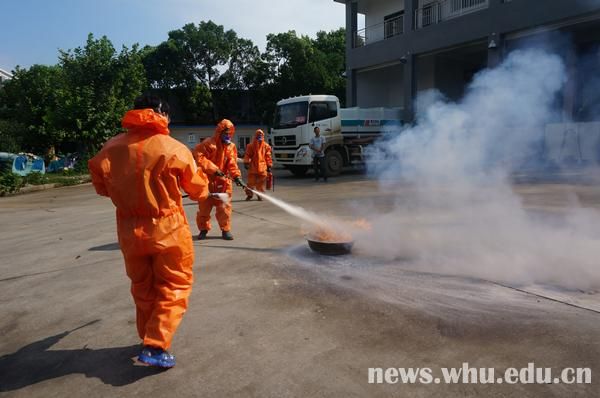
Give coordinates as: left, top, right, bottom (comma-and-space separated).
243, 129, 273, 200
88, 94, 209, 368
309, 126, 327, 182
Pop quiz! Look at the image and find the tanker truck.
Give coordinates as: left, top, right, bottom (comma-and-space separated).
270, 95, 403, 176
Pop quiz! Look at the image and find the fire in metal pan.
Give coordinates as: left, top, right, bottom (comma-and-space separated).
306, 237, 354, 255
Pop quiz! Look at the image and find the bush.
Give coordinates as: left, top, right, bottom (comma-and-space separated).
0, 171, 23, 195
23, 172, 48, 185
73, 152, 90, 174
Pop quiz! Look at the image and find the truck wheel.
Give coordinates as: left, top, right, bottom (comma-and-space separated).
286, 165, 308, 177
325, 149, 343, 176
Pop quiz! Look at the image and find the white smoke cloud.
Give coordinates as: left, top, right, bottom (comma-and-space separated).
358, 48, 600, 290
370, 49, 565, 187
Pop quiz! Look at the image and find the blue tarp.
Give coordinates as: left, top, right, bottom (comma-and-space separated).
0, 152, 46, 176
47, 153, 78, 173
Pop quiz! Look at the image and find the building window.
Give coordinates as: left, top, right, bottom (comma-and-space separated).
450, 0, 487, 13
422, 3, 434, 27
238, 136, 251, 151
187, 134, 196, 144
384, 11, 404, 38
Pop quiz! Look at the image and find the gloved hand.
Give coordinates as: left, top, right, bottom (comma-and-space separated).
244, 163, 250, 170
214, 170, 225, 177
267, 167, 272, 173
233, 177, 246, 188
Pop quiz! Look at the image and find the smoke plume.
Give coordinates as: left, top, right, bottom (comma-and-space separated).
359, 48, 600, 289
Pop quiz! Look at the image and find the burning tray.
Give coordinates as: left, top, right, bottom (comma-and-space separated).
306, 237, 354, 255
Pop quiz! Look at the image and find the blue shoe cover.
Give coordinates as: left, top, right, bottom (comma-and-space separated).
138, 346, 176, 368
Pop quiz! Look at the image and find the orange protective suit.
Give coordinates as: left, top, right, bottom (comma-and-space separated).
88, 109, 209, 350
192, 119, 242, 232
243, 129, 273, 195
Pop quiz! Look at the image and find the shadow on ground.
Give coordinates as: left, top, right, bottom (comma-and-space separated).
196, 244, 281, 253
89, 242, 120, 251
0, 321, 162, 391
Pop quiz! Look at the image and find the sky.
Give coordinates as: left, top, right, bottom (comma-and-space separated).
0, 0, 346, 73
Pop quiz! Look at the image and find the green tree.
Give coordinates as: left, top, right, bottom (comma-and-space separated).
0, 65, 63, 154
216, 38, 269, 90
54, 34, 147, 153
167, 21, 237, 90
313, 28, 346, 104
142, 42, 188, 89
177, 83, 214, 123
265, 29, 346, 104
0, 119, 26, 153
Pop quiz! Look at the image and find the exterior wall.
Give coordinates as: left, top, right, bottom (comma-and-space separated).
348, 0, 600, 71
341, 0, 600, 121
434, 56, 467, 101
416, 54, 435, 92
545, 121, 600, 165
364, 0, 405, 28
356, 63, 404, 107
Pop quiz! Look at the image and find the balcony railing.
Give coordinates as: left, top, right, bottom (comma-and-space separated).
415, 0, 489, 29
354, 15, 404, 48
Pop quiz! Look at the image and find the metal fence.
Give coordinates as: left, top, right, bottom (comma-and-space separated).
354, 15, 405, 48
415, 0, 489, 29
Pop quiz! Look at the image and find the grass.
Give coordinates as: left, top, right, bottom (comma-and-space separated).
39, 173, 91, 187
0, 171, 91, 196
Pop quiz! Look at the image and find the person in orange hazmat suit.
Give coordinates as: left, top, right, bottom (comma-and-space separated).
243, 129, 273, 201
192, 119, 246, 241
88, 94, 209, 368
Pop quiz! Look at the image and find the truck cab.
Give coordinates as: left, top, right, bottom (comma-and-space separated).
271, 94, 403, 176
271, 95, 344, 176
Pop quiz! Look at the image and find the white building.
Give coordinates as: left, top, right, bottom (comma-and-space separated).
170, 124, 268, 157
0, 68, 12, 84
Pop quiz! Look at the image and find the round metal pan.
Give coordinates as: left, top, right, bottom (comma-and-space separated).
306, 238, 354, 255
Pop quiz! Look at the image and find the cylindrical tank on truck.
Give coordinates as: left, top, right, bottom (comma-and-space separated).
270, 95, 403, 176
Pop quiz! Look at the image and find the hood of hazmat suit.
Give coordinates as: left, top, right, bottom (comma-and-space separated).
192, 118, 241, 194
243, 129, 272, 175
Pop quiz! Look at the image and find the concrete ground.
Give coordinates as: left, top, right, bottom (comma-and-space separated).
0, 170, 599, 397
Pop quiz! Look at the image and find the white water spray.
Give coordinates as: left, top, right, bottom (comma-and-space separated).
249, 189, 324, 226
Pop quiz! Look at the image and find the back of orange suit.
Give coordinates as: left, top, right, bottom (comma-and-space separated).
243, 129, 273, 196
89, 107, 209, 351
192, 119, 242, 235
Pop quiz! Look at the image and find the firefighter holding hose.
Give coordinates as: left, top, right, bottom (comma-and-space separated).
193, 119, 246, 240
243, 129, 273, 201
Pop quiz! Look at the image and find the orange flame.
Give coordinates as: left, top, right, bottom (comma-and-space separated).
303, 218, 371, 242
308, 225, 352, 242
352, 218, 372, 231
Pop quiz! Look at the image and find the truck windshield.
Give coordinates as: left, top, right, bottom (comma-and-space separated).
274, 101, 309, 129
